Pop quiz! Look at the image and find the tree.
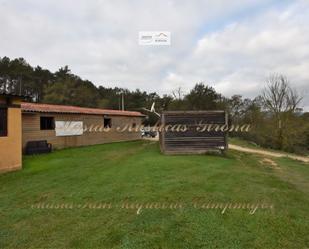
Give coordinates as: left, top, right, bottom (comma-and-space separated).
172, 87, 184, 100
261, 74, 302, 149
185, 83, 224, 110
262, 74, 302, 113
43, 78, 100, 107
0, 57, 36, 97
228, 95, 246, 122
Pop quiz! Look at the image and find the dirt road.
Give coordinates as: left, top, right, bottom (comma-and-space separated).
229, 144, 309, 163
143, 137, 309, 163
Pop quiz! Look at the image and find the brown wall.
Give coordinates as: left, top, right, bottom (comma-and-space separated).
22, 112, 143, 151
0, 97, 22, 172
160, 111, 227, 154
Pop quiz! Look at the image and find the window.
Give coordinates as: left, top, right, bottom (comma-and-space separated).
132, 123, 136, 128
0, 108, 8, 137
40, 116, 55, 130
104, 118, 112, 128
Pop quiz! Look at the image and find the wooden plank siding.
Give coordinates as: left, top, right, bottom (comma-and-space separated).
22, 112, 143, 152
160, 111, 228, 154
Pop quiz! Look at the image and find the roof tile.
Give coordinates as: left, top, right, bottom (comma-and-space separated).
21, 102, 145, 117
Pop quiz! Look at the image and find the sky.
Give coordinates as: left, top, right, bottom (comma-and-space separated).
0, 0, 308, 109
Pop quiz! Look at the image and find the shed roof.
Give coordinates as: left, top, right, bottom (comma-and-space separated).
21, 102, 145, 117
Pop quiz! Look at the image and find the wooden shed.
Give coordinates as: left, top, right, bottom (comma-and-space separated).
159, 111, 228, 154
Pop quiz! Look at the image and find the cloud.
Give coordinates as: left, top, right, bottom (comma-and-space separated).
0, 0, 308, 109
165, 0, 309, 109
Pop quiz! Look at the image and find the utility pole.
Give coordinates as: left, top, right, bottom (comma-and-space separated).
121, 91, 124, 111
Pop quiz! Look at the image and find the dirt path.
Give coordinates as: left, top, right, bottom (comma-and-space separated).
229, 144, 309, 163
142, 137, 309, 163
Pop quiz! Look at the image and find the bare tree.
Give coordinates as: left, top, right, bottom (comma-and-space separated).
287, 87, 302, 112
172, 87, 184, 100
262, 74, 302, 114
262, 74, 302, 148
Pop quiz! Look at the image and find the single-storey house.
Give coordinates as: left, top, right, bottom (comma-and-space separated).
21, 102, 145, 152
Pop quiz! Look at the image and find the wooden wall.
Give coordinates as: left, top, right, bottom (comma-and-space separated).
160, 111, 228, 154
22, 112, 143, 152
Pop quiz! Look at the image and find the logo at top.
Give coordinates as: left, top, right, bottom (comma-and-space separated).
139, 31, 171, 46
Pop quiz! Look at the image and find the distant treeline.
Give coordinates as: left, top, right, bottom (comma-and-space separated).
0, 56, 308, 154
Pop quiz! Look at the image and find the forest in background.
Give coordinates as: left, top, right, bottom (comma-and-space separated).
0, 56, 308, 154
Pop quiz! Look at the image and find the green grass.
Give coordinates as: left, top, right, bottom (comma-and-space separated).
0, 140, 308, 248
229, 137, 261, 148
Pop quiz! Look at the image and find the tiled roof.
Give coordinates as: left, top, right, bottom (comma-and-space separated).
21, 102, 145, 117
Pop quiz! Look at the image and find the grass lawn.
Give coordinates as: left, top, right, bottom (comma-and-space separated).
229, 137, 281, 152
0, 140, 308, 248
229, 137, 261, 148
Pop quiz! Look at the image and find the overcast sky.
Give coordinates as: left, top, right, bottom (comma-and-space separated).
0, 0, 308, 109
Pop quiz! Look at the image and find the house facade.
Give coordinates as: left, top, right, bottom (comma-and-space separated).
0, 94, 23, 172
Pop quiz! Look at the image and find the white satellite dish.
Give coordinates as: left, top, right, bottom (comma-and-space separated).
150, 102, 155, 112
142, 102, 161, 117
